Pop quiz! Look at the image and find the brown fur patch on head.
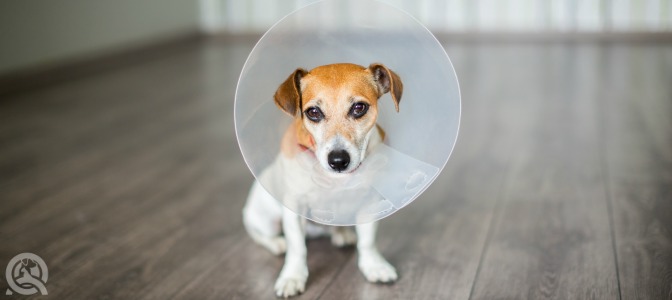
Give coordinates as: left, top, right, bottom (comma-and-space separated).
299, 64, 381, 146
274, 63, 402, 160
300, 63, 380, 110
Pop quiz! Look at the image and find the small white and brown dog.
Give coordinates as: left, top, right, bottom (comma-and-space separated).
243, 63, 403, 298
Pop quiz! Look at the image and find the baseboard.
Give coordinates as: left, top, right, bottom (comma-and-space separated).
206, 30, 672, 43
0, 30, 206, 97
433, 31, 672, 44
2, 30, 669, 97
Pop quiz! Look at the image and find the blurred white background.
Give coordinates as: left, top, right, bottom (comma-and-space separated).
1, 0, 670, 75
202, 0, 672, 33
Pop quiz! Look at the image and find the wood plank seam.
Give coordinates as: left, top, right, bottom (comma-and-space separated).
467, 155, 516, 300
598, 87, 624, 300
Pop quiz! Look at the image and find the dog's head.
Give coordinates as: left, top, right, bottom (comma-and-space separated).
274, 63, 403, 174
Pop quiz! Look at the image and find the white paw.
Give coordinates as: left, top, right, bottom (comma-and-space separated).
274, 275, 307, 298
331, 227, 357, 247
359, 253, 398, 283
275, 266, 308, 298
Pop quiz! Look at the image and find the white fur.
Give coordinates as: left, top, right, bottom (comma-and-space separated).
242, 128, 397, 298
302, 96, 374, 174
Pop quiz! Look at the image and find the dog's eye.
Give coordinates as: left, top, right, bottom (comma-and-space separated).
349, 102, 369, 118
305, 107, 324, 122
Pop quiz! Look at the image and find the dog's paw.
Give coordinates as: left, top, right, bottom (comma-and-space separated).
331, 227, 357, 247
274, 275, 307, 298
275, 263, 308, 298
358, 253, 398, 283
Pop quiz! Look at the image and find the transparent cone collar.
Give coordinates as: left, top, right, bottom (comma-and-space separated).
234, 0, 461, 225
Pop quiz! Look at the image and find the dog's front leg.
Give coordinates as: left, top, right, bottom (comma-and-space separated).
356, 221, 398, 283
274, 206, 308, 298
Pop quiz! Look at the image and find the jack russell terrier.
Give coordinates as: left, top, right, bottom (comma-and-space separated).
243, 63, 403, 298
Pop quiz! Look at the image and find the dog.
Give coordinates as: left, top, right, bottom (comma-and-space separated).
243, 63, 402, 298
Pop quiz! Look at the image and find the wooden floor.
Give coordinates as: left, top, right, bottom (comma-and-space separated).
1, 38, 671, 299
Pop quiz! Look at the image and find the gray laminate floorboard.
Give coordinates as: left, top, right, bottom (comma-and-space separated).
1, 39, 671, 300
468, 45, 619, 300
600, 45, 672, 300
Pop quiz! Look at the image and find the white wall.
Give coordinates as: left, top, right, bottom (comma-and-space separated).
1, 0, 669, 75
0, 0, 199, 74
200, 0, 672, 33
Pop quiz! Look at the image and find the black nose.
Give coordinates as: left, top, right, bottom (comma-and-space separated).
327, 150, 350, 172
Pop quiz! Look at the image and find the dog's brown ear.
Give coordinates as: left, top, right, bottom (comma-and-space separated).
274, 68, 307, 116
369, 63, 403, 112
